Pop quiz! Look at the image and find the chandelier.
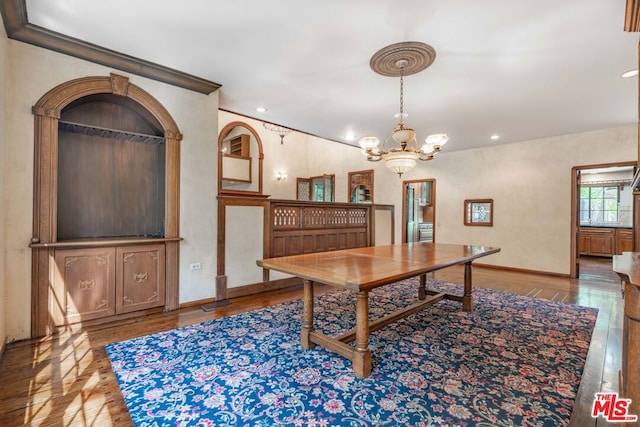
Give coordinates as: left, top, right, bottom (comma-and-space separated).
360, 42, 448, 177
263, 122, 292, 144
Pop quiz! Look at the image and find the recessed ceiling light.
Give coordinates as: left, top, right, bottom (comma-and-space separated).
344, 131, 356, 141
622, 69, 638, 78
255, 107, 267, 113
490, 134, 500, 140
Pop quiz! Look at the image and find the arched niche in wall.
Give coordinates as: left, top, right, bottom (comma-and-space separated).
218, 121, 266, 197
30, 73, 182, 337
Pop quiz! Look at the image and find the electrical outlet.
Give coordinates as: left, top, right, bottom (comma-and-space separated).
190, 262, 202, 271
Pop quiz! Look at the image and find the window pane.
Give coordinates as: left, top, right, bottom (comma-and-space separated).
580, 199, 590, 211
604, 199, 617, 211
604, 211, 618, 222
580, 187, 590, 198
591, 199, 603, 210
590, 187, 603, 198
590, 210, 603, 223
580, 210, 590, 223
604, 187, 618, 198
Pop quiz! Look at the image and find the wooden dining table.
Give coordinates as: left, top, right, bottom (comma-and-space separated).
257, 242, 501, 378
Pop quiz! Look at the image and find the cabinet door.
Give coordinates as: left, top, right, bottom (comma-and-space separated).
589, 235, 614, 255
116, 245, 166, 314
53, 248, 116, 325
616, 229, 634, 254
578, 234, 589, 255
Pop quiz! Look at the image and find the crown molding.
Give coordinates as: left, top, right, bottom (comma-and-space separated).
0, 0, 221, 94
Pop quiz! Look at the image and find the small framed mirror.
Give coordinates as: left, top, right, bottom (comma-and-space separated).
218, 121, 264, 197
348, 169, 374, 203
296, 174, 335, 201
464, 199, 493, 226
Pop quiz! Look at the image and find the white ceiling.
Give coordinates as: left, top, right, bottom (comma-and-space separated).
24, 0, 640, 152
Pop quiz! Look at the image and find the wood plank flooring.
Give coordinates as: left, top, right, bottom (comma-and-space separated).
0, 257, 625, 426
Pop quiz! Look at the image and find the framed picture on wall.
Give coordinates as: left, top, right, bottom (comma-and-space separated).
464, 199, 494, 226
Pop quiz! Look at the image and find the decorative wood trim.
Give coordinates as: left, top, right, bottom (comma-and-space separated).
348, 169, 374, 203
402, 179, 436, 243
215, 276, 227, 302
474, 262, 571, 278
29, 237, 183, 248
31, 74, 182, 336
0, 0, 220, 94
570, 161, 637, 278
179, 297, 217, 309
217, 121, 265, 197
226, 277, 303, 300
463, 199, 494, 227
625, 0, 640, 32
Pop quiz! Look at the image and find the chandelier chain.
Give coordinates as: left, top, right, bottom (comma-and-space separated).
399, 66, 404, 119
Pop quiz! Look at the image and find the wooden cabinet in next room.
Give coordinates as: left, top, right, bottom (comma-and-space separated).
579, 227, 633, 256
579, 227, 615, 256
616, 228, 634, 254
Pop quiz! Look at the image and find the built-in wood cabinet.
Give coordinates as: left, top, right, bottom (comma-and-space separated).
579, 227, 633, 256
51, 244, 166, 326
616, 228, 635, 254
30, 74, 182, 337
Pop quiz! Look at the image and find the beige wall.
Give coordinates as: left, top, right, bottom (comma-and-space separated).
4, 40, 218, 341
0, 16, 8, 352
424, 126, 636, 274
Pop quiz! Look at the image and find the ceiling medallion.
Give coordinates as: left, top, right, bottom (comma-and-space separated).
361, 41, 448, 177
369, 41, 436, 77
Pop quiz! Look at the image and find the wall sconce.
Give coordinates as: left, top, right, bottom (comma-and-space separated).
275, 171, 288, 181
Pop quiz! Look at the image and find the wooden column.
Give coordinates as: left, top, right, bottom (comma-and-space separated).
31, 110, 59, 336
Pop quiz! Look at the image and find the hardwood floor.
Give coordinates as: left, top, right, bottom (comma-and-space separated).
0, 257, 625, 426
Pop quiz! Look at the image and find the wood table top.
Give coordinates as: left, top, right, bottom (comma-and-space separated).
257, 242, 501, 291
613, 251, 640, 288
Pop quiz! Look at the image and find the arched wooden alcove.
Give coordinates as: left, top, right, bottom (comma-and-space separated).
30, 73, 182, 337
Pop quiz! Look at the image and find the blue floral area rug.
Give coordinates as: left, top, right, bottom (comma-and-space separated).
105, 278, 598, 426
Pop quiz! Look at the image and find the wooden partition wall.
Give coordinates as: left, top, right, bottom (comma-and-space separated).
216, 197, 394, 301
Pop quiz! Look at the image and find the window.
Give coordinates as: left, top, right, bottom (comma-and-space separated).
580, 186, 619, 224
464, 199, 493, 226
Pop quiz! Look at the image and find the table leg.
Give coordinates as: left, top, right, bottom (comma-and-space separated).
301, 279, 316, 349
418, 274, 426, 300
463, 261, 473, 311
353, 290, 372, 378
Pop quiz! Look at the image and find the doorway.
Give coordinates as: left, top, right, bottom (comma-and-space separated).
571, 161, 636, 278
402, 179, 435, 243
